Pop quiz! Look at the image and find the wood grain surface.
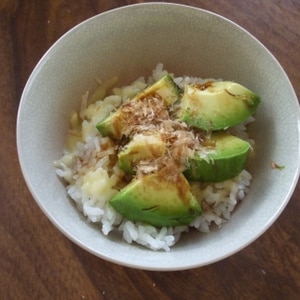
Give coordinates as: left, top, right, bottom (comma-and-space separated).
1, 1, 299, 299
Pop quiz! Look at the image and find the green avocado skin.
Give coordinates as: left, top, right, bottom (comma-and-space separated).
109, 173, 201, 227
184, 132, 251, 182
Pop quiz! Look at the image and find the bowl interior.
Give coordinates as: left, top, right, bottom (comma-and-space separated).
17, 3, 300, 270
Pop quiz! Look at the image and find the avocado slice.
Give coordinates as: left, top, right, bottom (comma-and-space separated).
109, 172, 201, 227
136, 74, 182, 106
96, 75, 181, 139
96, 109, 123, 139
118, 132, 166, 174
178, 81, 260, 131
184, 132, 251, 182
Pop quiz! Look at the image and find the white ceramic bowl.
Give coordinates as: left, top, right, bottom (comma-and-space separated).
17, 3, 300, 271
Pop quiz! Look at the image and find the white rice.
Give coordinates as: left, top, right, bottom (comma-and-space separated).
54, 63, 253, 251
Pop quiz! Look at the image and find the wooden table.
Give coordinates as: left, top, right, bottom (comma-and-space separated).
1, 1, 299, 299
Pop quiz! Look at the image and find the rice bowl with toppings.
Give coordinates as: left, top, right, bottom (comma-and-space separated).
54, 64, 256, 251
17, 3, 300, 270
